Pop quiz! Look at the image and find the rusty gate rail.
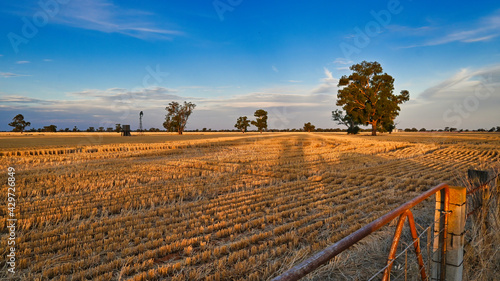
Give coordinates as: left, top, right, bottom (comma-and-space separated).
272, 183, 451, 281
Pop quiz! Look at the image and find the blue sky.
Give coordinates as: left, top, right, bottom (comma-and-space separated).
1, 0, 499, 131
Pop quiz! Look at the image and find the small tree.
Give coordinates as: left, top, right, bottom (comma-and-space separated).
303, 122, 315, 132
8, 114, 31, 133
382, 121, 396, 134
163, 101, 196, 135
73, 126, 78, 132
43, 125, 57, 132
115, 124, 121, 133
251, 109, 268, 133
337, 61, 409, 136
234, 116, 250, 133
332, 109, 360, 134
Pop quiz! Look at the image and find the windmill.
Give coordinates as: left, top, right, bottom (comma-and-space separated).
139, 111, 144, 134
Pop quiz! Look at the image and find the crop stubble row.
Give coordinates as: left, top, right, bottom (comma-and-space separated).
0, 133, 498, 280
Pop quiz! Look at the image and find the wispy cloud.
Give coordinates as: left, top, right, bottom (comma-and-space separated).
0, 85, 336, 130
400, 11, 500, 48
461, 34, 498, 43
272, 65, 279, 73
54, 0, 183, 40
0, 72, 29, 78
402, 64, 500, 129
333, 58, 353, 65
387, 25, 435, 36
419, 69, 472, 99
16, 61, 30, 64
288, 80, 302, 83
311, 67, 339, 94
200, 90, 329, 108
43, 59, 53, 62
0, 95, 50, 104
419, 65, 500, 100
68, 86, 180, 103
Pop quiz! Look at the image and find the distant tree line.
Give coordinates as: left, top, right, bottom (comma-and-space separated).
5, 60, 500, 136
7, 112, 500, 134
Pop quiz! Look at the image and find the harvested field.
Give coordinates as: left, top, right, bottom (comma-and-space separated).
0, 132, 498, 280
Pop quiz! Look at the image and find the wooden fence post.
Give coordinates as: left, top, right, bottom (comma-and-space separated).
432, 186, 466, 281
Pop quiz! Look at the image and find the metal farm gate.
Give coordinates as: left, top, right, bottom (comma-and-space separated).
273, 170, 499, 281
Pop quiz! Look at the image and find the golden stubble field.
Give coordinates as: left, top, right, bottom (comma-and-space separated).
0, 132, 499, 280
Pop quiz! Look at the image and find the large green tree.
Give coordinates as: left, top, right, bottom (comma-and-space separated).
251, 109, 268, 133
337, 61, 409, 136
163, 101, 196, 135
8, 114, 31, 133
234, 116, 250, 133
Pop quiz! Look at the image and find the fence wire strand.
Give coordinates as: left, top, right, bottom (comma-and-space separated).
367, 212, 448, 281
368, 173, 498, 281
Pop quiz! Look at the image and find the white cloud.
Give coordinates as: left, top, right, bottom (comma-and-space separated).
272, 65, 278, 73
401, 64, 500, 129
193, 89, 335, 129
461, 34, 498, 43
0, 84, 338, 130
68, 86, 180, 104
201, 91, 329, 108
0, 95, 48, 103
400, 11, 500, 48
324, 68, 333, 79
16, 61, 30, 64
43, 59, 53, 62
54, 0, 183, 40
288, 80, 302, 83
333, 58, 353, 65
0, 72, 29, 78
419, 66, 500, 100
311, 68, 339, 94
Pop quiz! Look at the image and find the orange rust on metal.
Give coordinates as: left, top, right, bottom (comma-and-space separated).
382, 210, 409, 281
466, 173, 498, 218
467, 208, 480, 218
272, 183, 449, 281
467, 173, 498, 195
468, 182, 489, 195
440, 188, 450, 281
381, 210, 428, 281
406, 210, 427, 281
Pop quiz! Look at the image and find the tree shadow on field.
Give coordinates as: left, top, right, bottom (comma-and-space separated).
272, 133, 461, 281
